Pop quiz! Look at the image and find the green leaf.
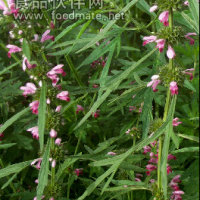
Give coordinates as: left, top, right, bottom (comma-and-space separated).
161, 96, 177, 199
181, 11, 199, 33
22, 38, 31, 61
188, 0, 199, 33
37, 139, 50, 200
38, 81, 47, 151
98, 43, 116, 98
0, 60, 22, 76
46, 19, 85, 49
0, 143, 16, 149
183, 79, 196, 92
0, 107, 30, 133
178, 133, 199, 143
1, 172, 18, 189
0, 160, 32, 179
75, 49, 157, 130
136, 0, 156, 18
78, 160, 122, 200
55, 155, 80, 181
78, 97, 176, 200
172, 147, 199, 153
76, 0, 140, 53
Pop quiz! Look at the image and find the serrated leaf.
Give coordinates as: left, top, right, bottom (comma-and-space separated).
188, 0, 199, 33
184, 79, 196, 92
0, 160, 32, 179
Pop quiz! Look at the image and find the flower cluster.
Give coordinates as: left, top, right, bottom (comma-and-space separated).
143, 141, 176, 176
169, 175, 185, 200
142, 4, 198, 60
147, 66, 194, 94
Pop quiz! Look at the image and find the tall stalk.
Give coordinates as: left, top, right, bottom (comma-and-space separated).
157, 8, 174, 199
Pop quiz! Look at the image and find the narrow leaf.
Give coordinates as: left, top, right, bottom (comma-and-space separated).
38, 81, 47, 151
0, 107, 30, 133
22, 39, 31, 61
37, 139, 50, 200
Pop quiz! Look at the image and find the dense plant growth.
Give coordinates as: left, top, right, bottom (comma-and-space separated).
0, 0, 199, 200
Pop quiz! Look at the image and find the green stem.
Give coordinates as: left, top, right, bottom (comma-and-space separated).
51, 138, 55, 188
65, 55, 84, 87
157, 8, 174, 200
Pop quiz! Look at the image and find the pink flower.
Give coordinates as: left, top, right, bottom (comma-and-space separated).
149, 157, 158, 164
185, 33, 197, 45
170, 81, 178, 95
0, 125, 4, 141
33, 196, 45, 200
55, 138, 62, 146
50, 198, 55, 200
143, 35, 157, 46
146, 164, 157, 176
171, 190, 185, 200
35, 179, 39, 184
107, 152, 117, 155
76, 105, 84, 113
22, 57, 37, 71
173, 118, 182, 127
93, 84, 99, 88
167, 45, 176, 59
0, 0, 18, 16
47, 64, 66, 77
27, 126, 39, 140
56, 91, 70, 101
40, 30, 54, 43
31, 158, 42, 169
6, 44, 22, 58
74, 168, 83, 176
20, 83, 37, 97
54, 84, 62, 90
135, 178, 141, 182
150, 5, 158, 12
156, 39, 166, 53
171, 175, 182, 184
46, 98, 51, 104
184, 1, 189, 5
33, 34, 39, 42
150, 179, 156, 183
50, 21, 55, 29
29, 101, 40, 114
147, 75, 161, 92
50, 129, 57, 138
170, 175, 184, 200
167, 165, 172, 174
136, 174, 143, 178
168, 154, 177, 161
47, 65, 66, 85
126, 129, 131, 134
129, 106, 137, 113
51, 159, 56, 168
93, 110, 100, 118
143, 146, 151, 155
182, 68, 195, 80
55, 105, 62, 113
159, 11, 169, 26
